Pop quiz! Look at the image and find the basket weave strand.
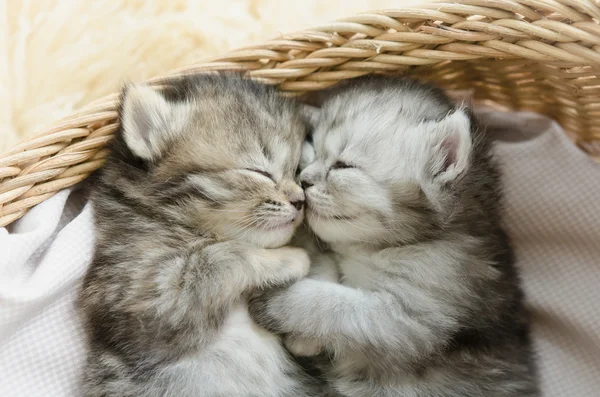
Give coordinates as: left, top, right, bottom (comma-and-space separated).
2, 0, 600, 227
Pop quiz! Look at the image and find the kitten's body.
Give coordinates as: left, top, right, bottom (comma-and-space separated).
252, 77, 538, 396
79, 75, 322, 397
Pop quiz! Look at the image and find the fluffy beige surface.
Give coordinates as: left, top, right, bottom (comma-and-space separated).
0, 0, 432, 153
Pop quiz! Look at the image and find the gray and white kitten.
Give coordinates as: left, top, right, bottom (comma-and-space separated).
78, 74, 324, 397
251, 77, 539, 397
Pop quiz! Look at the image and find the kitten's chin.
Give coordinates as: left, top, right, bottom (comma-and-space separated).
221, 213, 303, 248
307, 212, 386, 245
230, 219, 299, 248
246, 225, 296, 248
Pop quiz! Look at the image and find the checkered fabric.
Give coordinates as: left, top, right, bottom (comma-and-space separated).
0, 188, 91, 396
484, 110, 600, 397
1, 111, 598, 396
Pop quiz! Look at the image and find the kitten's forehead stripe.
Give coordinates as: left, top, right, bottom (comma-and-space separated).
327, 114, 345, 132
259, 137, 272, 162
321, 129, 348, 163
157, 75, 306, 178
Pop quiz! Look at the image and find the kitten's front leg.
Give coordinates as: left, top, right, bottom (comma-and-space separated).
252, 278, 459, 368
282, 254, 339, 357
251, 279, 390, 356
249, 246, 311, 287
205, 242, 310, 295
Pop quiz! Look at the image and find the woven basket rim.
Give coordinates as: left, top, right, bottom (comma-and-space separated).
2, 0, 600, 227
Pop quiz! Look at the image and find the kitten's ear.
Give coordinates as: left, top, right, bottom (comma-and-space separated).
301, 104, 320, 130
428, 109, 473, 184
121, 84, 187, 160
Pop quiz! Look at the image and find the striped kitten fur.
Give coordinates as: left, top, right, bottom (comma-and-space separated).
250, 76, 539, 397
78, 74, 324, 397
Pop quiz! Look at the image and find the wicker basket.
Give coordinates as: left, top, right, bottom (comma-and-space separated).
1, 0, 600, 227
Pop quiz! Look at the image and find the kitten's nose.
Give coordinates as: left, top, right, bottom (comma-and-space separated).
290, 199, 304, 211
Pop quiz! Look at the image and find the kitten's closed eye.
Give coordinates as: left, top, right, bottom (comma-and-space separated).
246, 168, 275, 182
331, 161, 354, 170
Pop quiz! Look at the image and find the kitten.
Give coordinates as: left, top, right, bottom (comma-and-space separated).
250, 76, 539, 396
78, 74, 324, 397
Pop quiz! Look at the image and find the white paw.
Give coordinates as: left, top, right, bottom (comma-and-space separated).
284, 335, 323, 357
281, 247, 311, 278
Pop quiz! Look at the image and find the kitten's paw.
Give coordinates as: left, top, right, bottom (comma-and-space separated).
284, 335, 323, 357
309, 253, 340, 283
272, 247, 310, 281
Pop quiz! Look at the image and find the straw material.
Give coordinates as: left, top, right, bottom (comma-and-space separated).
2, 0, 600, 227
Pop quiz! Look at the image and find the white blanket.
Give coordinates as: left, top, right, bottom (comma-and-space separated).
1, 111, 599, 397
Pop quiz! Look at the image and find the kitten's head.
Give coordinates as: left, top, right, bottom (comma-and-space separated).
300, 77, 479, 247
112, 75, 308, 248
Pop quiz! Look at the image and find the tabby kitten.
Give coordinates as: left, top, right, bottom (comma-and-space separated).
251, 76, 539, 396
79, 74, 323, 397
